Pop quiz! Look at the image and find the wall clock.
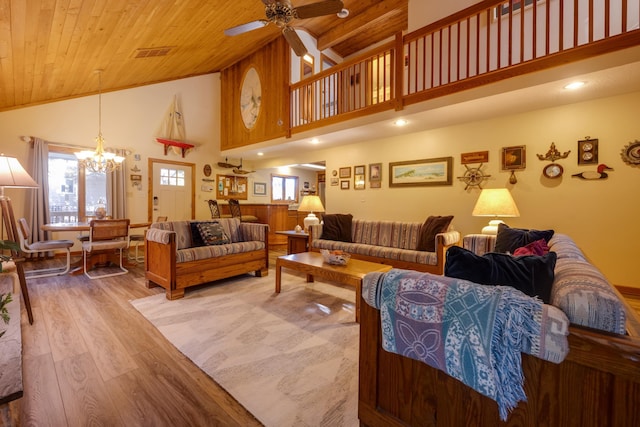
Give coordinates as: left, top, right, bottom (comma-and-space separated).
543, 163, 563, 178
240, 66, 262, 130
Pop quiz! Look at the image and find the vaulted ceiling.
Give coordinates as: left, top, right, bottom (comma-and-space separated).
0, 0, 407, 112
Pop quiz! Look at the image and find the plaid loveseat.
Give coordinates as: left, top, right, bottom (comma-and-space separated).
145, 218, 269, 300
308, 219, 460, 275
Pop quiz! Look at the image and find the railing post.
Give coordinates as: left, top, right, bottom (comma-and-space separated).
394, 32, 404, 111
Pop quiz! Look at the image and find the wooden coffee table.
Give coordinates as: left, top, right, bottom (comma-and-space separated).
275, 251, 392, 322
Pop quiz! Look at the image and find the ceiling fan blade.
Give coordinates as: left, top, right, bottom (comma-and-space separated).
224, 19, 269, 36
261, 0, 275, 5
282, 26, 308, 57
294, 0, 344, 19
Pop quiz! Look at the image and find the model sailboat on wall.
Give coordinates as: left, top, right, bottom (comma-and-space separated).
156, 95, 194, 158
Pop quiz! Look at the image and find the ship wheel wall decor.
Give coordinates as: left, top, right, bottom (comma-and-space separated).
457, 163, 491, 189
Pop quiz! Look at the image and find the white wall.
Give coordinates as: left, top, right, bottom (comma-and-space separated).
308, 90, 640, 288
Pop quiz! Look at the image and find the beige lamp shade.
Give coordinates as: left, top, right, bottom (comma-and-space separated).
298, 195, 325, 231
472, 188, 520, 234
0, 154, 39, 197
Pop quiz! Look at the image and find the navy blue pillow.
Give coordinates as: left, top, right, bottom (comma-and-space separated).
444, 246, 557, 303
494, 223, 554, 254
320, 214, 353, 242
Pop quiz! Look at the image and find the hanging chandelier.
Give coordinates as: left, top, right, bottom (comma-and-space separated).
75, 70, 124, 173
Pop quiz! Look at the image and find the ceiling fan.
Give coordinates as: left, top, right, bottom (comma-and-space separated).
224, 0, 345, 56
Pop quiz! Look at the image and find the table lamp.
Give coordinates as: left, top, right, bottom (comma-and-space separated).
298, 195, 325, 232
472, 188, 519, 235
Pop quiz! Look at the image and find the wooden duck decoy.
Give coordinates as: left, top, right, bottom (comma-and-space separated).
572, 164, 613, 180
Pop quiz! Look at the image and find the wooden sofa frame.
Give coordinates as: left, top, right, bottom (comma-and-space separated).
308, 229, 458, 275
145, 231, 269, 300
359, 299, 640, 427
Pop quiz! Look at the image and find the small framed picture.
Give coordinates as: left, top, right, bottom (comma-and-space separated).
370, 181, 381, 189
330, 177, 339, 186
253, 182, 267, 196
369, 163, 382, 181
130, 174, 142, 181
354, 165, 365, 190
339, 167, 351, 178
340, 180, 350, 190
578, 138, 598, 165
502, 146, 526, 170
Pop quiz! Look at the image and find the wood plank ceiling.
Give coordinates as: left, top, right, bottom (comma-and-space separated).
0, 0, 407, 112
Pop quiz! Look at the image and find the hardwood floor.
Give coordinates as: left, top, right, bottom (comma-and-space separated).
1, 257, 264, 427
2, 249, 640, 426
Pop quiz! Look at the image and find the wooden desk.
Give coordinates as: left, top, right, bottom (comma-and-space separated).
275, 230, 309, 254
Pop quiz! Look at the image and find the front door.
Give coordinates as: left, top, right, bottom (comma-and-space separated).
149, 158, 195, 221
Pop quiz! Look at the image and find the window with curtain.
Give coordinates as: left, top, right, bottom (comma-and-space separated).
48, 147, 107, 223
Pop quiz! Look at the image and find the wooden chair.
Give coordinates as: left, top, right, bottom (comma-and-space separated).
128, 216, 166, 263
207, 199, 221, 218
228, 199, 258, 222
82, 219, 130, 279
16, 218, 74, 278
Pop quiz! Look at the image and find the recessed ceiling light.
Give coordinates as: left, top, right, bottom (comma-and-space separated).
337, 8, 349, 18
310, 138, 320, 144
257, 152, 264, 156
394, 119, 408, 127
564, 81, 586, 90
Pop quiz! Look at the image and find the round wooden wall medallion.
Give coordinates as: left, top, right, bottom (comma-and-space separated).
203, 164, 212, 177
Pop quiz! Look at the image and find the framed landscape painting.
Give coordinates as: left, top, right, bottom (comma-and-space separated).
389, 157, 453, 187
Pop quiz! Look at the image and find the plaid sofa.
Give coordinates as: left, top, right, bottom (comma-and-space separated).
309, 219, 460, 275
463, 233, 626, 335
145, 218, 269, 299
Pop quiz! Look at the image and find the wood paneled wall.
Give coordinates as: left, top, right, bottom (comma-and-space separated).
220, 37, 291, 150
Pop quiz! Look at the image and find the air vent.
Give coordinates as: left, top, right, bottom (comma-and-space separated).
134, 46, 175, 58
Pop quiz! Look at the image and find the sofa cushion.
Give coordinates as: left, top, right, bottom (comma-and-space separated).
197, 222, 230, 245
495, 223, 554, 254
189, 221, 207, 247
320, 214, 353, 242
445, 246, 557, 303
416, 215, 454, 252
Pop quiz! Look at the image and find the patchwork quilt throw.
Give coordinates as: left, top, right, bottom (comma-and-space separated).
365, 269, 546, 421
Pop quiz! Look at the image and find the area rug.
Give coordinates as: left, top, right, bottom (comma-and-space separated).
130, 272, 360, 427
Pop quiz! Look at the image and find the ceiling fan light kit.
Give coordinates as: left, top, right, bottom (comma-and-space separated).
224, 0, 345, 56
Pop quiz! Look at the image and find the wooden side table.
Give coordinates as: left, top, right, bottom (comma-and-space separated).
275, 230, 309, 254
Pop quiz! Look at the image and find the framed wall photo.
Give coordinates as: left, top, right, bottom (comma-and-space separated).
253, 182, 267, 196
339, 167, 351, 178
502, 145, 526, 170
369, 163, 382, 181
340, 180, 350, 190
354, 165, 365, 190
578, 138, 598, 165
370, 181, 381, 188
389, 157, 453, 187
330, 177, 339, 186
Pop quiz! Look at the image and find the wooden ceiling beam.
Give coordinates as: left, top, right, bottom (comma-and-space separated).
316, 0, 408, 52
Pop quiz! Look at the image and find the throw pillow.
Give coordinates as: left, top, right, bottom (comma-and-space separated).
320, 214, 353, 242
416, 215, 454, 252
189, 221, 206, 247
197, 222, 230, 246
444, 246, 557, 303
513, 238, 550, 256
494, 223, 554, 254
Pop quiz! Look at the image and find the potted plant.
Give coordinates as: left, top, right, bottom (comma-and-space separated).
0, 239, 20, 338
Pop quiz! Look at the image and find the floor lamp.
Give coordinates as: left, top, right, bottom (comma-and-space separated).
0, 154, 39, 324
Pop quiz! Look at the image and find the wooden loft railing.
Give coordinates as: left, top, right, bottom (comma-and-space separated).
290, 0, 640, 133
